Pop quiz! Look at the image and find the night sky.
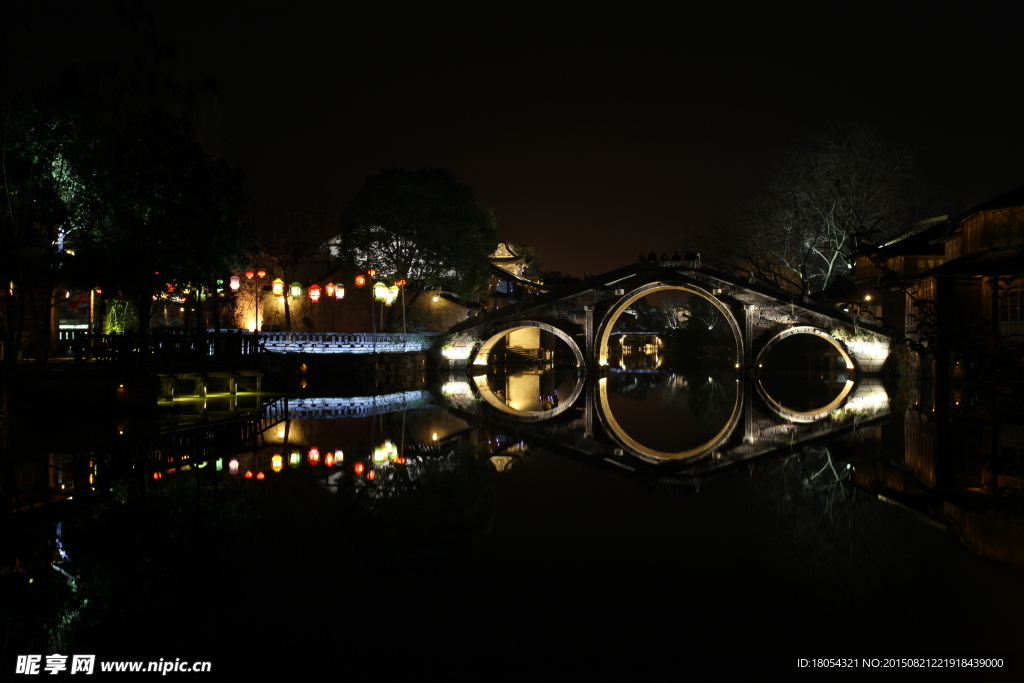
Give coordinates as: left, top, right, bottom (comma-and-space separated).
6, 3, 1023, 276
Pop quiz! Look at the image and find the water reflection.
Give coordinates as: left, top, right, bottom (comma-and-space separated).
8, 351, 1024, 677
602, 370, 741, 458
471, 366, 583, 419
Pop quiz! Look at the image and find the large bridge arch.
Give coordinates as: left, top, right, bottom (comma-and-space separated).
595, 281, 743, 367
753, 325, 856, 423
470, 320, 585, 368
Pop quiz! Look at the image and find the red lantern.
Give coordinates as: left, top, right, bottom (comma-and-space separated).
355, 275, 366, 288
324, 452, 335, 467
325, 283, 336, 298
354, 462, 365, 475
245, 269, 255, 279
152, 472, 162, 480
308, 447, 320, 465
244, 471, 253, 479
367, 268, 376, 278
256, 268, 267, 278
367, 470, 377, 481
309, 284, 321, 302
256, 471, 266, 480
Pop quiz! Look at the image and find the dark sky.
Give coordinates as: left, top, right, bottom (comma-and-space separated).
6, 2, 1023, 276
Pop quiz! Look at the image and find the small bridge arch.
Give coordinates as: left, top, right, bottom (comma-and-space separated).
754, 325, 856, 422
470, 320, 586, 368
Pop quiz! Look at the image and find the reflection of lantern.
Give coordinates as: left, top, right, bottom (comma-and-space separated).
229, 459, 240, 474
396, 456, 406, 465
367, 470, 377, 481
245, 269, 255, 279
335, 284, 345, 300
334, 449, 343, 463
257, 268, 267, 278
271, 454, 284, 472
229, 276, 241, 291
309, 284, 321, 302
289, 451, 301, 467
354, 462, 365, 475
272, 278, 285, 296
290, 282, 302, 298
355, 274, 366, 288
373, 282, 390, 301
308, 447, 320, 465
152, 472, 162, 480
325, 283, 335, 298
324, 452, 335, 467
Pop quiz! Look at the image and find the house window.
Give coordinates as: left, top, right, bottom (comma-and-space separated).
999, 280, 1024, 325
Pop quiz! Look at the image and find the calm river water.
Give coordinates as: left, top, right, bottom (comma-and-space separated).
4, 328, 1024, 679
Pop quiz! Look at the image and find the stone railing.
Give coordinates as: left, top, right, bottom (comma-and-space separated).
263, 391, 430, 420
258, 332, 433, 353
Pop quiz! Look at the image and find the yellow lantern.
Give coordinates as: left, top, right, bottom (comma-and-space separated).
271, 454, 284, 472
272, 278, 285, 296
373, 282, 390, 301
325, 283, 336, 298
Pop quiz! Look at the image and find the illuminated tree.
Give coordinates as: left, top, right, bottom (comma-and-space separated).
339, 168, 499, 301
710, 123, 924, 295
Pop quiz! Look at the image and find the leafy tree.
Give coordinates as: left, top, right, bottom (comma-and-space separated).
339, 168, 499, 301
1, 89, 86, 368
708, 123, 924, 295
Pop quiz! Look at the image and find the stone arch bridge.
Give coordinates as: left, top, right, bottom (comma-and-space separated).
444, 259, 890, 378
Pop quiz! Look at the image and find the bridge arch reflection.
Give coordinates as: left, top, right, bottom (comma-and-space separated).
470, 371, 585, 421
596, 375, 743, 462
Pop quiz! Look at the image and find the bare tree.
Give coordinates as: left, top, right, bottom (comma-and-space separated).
708, 123, 923, 295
